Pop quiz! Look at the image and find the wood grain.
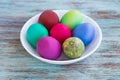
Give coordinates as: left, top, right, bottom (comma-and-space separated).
0, 0, 120, 80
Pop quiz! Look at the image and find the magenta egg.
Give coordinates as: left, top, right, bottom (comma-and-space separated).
36, 36, 62, 60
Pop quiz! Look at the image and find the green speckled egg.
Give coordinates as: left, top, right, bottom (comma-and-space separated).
62, 37, 85, 59
26, 23, 48, 48
61, 10, 83, 30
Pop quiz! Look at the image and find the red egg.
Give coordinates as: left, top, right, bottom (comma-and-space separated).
38, 10, 59, 31
50, 23, 71, 44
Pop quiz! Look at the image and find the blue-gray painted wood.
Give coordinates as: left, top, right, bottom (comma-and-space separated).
0, 0, 120, 80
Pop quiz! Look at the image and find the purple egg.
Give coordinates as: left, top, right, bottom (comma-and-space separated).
36, 36, 61, 60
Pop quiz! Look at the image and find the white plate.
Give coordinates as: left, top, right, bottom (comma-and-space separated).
20, 10, 102, 65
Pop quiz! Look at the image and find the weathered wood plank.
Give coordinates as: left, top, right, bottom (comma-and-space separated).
0, 0, 120, 80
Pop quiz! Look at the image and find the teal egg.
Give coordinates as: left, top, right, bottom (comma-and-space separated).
26, 23, 48, 48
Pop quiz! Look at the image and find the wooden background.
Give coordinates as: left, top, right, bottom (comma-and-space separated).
0, 0, 120, 80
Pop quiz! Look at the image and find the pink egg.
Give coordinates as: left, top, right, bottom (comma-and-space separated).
36, 36, 61, 60
50, 23, 71, 44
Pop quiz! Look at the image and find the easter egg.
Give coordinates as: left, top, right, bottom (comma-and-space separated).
38, 10, 59, 31
50, 23, 71, 44
26, 23, 48, 48
72, 23, 95, 46
63, 37, 85, 59
36, 36, 61, 60
61, 10, 82, 30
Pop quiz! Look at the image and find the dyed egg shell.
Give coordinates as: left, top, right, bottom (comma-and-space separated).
63, 37, 85, 59
61, 10, 82, 30
72, 23, 95, 46
50, 23, 71, 44
26, 23, 48, 48
38, 10, 59, 31
36, 37, 61, 60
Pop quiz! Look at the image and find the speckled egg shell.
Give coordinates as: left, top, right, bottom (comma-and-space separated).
62, 37, 85, 59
